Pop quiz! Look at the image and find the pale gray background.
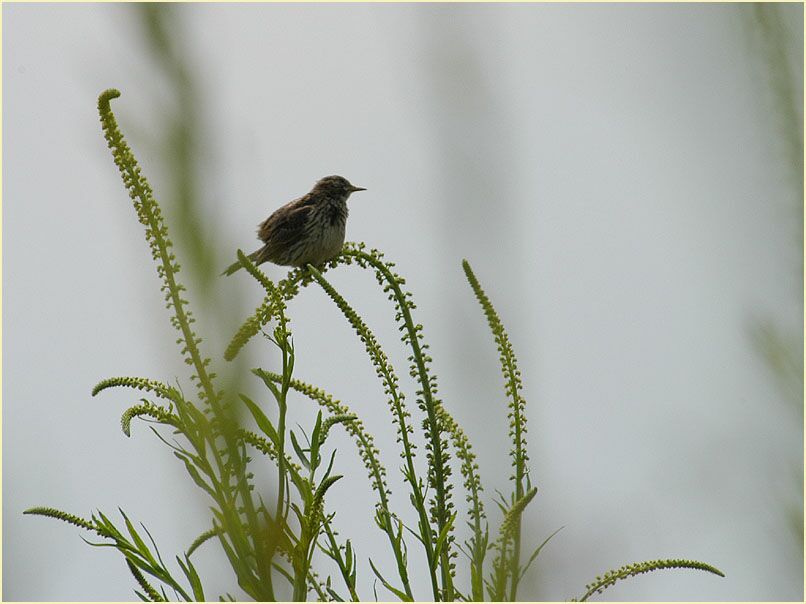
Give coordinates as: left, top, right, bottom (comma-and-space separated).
4, 3, 803, 601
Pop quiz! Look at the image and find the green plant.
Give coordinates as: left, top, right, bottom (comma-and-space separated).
26, 89, 725, 601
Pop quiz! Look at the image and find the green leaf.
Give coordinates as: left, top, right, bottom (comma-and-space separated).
309, 411, 323, 469
368, 558, 413, 601
120, 510, 157, 567
177, 554, 205, 601
432, 513, 457, 571
518, 526, 564, 582
252, 368, 283, 400
239, 393, 279, 445
320, 450, 337, 484
173, 452, 216, 498
289, 429, 310, 469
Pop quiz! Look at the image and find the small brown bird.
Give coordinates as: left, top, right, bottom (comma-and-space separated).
223, 175, 366, 275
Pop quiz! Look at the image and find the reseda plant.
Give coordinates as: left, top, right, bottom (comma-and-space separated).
26, 89, 725, 601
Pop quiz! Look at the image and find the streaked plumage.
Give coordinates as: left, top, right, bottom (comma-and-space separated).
223, 175, 365, 275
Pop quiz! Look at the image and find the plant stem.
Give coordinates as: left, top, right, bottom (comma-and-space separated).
349, 251, 454, 600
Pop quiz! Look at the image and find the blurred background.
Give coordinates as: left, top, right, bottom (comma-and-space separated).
3, 2, 802, 600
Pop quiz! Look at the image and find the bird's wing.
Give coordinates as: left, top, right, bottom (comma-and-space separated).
257, 202, 313, 250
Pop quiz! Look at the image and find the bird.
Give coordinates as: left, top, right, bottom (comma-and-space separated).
222, 175, 366, 276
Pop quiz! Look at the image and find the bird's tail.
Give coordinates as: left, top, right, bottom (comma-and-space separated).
221, 248, 262, 276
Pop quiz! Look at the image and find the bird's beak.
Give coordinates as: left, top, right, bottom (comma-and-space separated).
350, 185, 367, 192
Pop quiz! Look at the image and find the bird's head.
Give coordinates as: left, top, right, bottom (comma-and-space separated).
313, 175, 366, 200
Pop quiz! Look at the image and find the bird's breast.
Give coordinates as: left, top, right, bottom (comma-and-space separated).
319, 221, 346, 257
302, 200, 347, 264
324, 200, 349, 226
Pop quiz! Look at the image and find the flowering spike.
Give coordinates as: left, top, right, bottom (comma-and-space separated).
572, 558, 725, 601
